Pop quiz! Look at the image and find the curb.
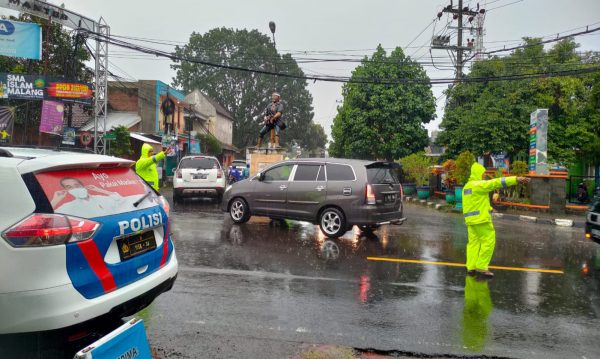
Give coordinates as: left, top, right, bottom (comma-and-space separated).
405, 196, 584, 228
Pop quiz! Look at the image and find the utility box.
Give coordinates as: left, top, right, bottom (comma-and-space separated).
246, 147, 286, 177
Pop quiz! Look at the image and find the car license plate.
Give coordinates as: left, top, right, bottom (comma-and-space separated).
117, 230, 157, 261
193, 173, 207, 180
385, 194, 396, 202
592, 229, 600, 238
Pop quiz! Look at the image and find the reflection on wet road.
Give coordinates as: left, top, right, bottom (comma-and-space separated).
144, 196, 600, 358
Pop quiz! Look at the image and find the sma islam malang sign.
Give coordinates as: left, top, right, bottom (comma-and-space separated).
0, 73, 93, 104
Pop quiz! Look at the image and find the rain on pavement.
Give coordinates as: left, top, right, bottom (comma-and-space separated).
140, 191, 600, 359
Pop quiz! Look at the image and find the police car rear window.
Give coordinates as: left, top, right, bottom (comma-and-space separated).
35, 167, 158, 218
180, 158, 219, 170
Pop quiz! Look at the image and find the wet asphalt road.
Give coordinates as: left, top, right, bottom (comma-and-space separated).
143, 193, 600, 359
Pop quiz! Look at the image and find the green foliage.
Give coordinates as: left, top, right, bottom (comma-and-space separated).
329, 45, 436, 161
304, 122, 328, 152
172, 28, 324, 150
437, 38, 600, 166
196, 132, 222, 155
510, 160, 528, 176
110, 126, 133, 158
400, 152, 434, 187
455, 151, 476, 185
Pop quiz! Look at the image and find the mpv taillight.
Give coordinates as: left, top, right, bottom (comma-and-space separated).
2, 214, 99, 247
366, 184, 376, 205
399, 183, 404, 200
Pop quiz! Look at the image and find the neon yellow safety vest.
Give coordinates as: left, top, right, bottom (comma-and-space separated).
462, 163, 517, 225
135, 143, 165, 191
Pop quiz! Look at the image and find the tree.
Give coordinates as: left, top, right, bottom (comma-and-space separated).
171, 28, 318, 150
304, 122, 328, 152
437, 38, 600, 166
455, 151, 476, 185
110, 126, 133, 159
328, 45, 435, 161
196, 132, 222, 155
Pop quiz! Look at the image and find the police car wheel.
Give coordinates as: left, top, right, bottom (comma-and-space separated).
230, 198, 250, 224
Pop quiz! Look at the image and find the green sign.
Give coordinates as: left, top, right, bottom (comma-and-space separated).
103, 133, 116, 140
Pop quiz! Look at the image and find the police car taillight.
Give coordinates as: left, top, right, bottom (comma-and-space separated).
158, 196, 170, 216
1, 214, 99, 247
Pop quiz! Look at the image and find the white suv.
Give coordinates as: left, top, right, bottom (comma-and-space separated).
0, 147, 178, 335
173, 155, 226, 202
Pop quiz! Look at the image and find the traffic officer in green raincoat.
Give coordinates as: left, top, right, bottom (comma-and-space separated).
136, 143, 171, 191
463, 163, 529, 277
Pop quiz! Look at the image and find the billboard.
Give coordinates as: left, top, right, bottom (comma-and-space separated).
0, 19, 41, 60
39, 100, 64, 135
0, 73, 93, 104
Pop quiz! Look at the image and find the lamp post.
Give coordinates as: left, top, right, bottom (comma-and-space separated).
268, 21, 276, 48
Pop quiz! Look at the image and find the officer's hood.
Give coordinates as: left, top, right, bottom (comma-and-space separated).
140, 143, 153, 158
469, 163, 486, 182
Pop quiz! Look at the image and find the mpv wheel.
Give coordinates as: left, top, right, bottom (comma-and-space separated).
319, 208, 346, 238
230, 198, 250, 224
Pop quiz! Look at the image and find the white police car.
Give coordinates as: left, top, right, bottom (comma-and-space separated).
0, 147, 178, 334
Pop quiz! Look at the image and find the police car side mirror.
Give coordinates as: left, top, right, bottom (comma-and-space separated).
258, 172, 265, 181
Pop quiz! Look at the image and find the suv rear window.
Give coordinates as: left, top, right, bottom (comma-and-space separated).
367, 166, 399, 184
326, 164, 355, 181
35, 167, 157, 218
180, 157, 219, 170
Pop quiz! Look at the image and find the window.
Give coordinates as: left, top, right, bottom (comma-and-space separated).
367, 166, 399, 184
264, 164, 292, 181
179, 157, 219, 170
317, 166, 326, 181
294, 165, 320, 181
326, 164, 355, 181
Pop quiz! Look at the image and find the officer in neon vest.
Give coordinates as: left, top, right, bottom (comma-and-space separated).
136, 143, 172, 191
463, 163, 529, 277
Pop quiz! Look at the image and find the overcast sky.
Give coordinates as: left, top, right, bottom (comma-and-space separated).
53, 0, 600, 141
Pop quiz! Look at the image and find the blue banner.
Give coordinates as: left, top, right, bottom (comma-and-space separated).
87, 319, 152, 359
0, 20, 41, 60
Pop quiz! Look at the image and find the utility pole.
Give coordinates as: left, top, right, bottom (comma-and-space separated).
432, 1, 485, 82
457, 0, 463, 82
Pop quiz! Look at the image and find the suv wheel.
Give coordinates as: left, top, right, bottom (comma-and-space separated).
319, 208, 346, 238
230, 198, 250, 224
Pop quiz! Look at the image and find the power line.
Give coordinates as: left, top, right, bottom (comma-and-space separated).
81, 28, 600, 86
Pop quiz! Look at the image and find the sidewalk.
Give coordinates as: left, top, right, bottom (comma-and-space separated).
404, 196, 587, 228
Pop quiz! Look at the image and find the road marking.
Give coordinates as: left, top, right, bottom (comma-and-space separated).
366, 257, 564, 274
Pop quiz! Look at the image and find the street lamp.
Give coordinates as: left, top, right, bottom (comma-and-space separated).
269, 21, 276, 48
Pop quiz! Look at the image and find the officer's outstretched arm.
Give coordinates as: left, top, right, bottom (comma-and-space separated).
473, 176, 518, 193
137, 151, 166, 170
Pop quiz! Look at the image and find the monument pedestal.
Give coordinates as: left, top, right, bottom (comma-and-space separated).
246, 146, 286, 177
529, 175, 567, 214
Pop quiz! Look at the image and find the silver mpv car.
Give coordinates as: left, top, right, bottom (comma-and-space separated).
221, 158, 406, 238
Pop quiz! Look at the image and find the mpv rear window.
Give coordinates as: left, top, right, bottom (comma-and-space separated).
326, 164, 355, 181
35, 167, 158, 218
180, 157, 219, 170
367, 165, 399, 184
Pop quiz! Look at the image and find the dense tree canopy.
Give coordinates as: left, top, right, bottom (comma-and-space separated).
171, 28, 326, 150
437, 38, 600, 166
329, 45, 436, 161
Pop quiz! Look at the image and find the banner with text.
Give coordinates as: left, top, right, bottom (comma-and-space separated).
0, 73, 93, 104
0, 20, 41, 60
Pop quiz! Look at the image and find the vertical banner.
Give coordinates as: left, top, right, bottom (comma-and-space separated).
39, 100, 64, 135
0, 20, 42, 60
529, 109, 549, 175
0, 106, 14, 144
